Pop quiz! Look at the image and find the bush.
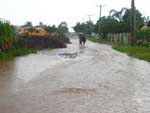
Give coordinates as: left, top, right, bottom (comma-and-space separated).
136, 40, 150, 47
0, 19, 16, 51
136, 28, 150, 40
136, 28, 150, 47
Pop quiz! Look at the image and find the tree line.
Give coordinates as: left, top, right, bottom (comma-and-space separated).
22, 21, 69, 35
0, 20, 69, 53
73, 8, 149, 38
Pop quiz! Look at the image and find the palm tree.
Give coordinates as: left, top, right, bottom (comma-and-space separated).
109, 7, 128, 22
143, 16, 150, 23
58, 22, 68, 34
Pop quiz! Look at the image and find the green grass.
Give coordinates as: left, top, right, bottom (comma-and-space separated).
113, 44, 150, 62
0, 47, 38, 60
86, 35, 113, 45
86, 35, 150, 62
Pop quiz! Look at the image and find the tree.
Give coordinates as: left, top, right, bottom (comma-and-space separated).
73, 21, 95, 34
95, 16, 120, 37
73, 22, 85, 32
123, 8, 144, 32
109, 7, 128, 22
108, 8, 144, 32
95, 8, 144, 35
45, 25, 57, 33
39, 22, 44, 27
23, 21, 33, 28
86, 21, 95, 34
57, 21, 68, 34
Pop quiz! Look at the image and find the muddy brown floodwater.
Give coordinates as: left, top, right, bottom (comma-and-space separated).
0, 35, 150, 113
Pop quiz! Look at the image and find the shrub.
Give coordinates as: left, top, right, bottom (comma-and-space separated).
136, 28, 150, 40
0, 19, 16, 51
136, 28, 150, 47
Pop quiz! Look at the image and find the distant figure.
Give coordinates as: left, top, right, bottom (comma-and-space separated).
78, 32, 86, 47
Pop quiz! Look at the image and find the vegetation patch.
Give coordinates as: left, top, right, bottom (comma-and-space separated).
0, 19, 71, 60
0, 47, 37, 60
0, 35, 70, 60
86, 35, 113, 45
87, 35, 150, 62
136, 28, 150, 47
113, 44, 150, 62
0, 20, 16, 52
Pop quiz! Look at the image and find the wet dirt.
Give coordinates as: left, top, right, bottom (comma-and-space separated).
55, 88, 96, 94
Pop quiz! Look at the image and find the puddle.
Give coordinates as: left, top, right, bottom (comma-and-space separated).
58, 52, 78, 59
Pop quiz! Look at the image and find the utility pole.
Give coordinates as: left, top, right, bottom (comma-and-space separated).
131, 0, 136, 45
87, 14, 93, 34
88, 14, 92, 22
96, 5, 105, 38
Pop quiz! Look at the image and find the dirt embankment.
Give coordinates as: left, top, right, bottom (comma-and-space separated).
16, 35, 70, 49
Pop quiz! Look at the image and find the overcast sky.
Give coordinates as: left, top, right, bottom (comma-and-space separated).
0, 0, 149, 31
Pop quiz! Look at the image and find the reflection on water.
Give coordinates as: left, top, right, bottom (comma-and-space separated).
0, 60, 15, 78
0, 41, 86, 82
0, 51, 61, 82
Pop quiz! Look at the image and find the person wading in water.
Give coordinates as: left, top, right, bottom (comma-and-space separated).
78, 32, 86, 47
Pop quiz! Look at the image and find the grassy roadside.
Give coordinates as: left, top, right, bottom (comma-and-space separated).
86, 35, 150, 62
0, 35, 69, 60
86, 35, 113, 45
0, 47, 38, 60
113, 45, 150, 62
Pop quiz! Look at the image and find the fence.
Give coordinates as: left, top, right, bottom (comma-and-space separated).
91, 33, 99, 39
107, 33, 131, 44
92, 32, 131, 44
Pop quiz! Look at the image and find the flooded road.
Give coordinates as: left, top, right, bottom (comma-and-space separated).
0, 35, 150, 113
